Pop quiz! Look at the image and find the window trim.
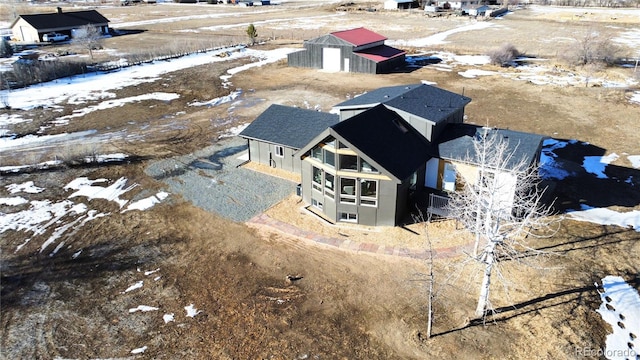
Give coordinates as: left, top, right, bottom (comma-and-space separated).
339, 212, 357, 223
274, 145, 284, 158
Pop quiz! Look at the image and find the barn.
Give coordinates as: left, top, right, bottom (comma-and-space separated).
11, 7, 109, 43
287, 27, 406, 74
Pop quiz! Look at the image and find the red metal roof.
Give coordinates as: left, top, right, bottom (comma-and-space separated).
330, 27, 387, 47
354, 45, 406, 63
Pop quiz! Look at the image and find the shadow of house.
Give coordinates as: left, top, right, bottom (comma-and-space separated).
541, 139, 640, 212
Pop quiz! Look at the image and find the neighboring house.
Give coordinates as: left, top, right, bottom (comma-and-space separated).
383, 0, 417, 10
461, 4, 491, 16
238, 104, 338, 173
287, 27, 406, 74
11, 7, 110, 43
436, 0, 479, 9
239, 84, 546, 227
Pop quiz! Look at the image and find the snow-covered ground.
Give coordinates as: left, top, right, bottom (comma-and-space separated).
595, 276, 640, 360
1, 8, 639, 356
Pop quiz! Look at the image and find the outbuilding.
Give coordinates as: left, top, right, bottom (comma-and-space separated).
383, 0, 416, 10
287, 27, 406, 74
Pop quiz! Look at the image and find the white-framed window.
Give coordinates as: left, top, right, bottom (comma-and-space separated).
324, 172, 335, 199
340, 177, 357, 204
360, 179, 377, 207
274, 145, 284, 157
339, 212, 357, 223
312, 166, 322, 193
312, 198, 323, 210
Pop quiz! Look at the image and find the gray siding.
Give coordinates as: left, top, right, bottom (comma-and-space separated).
288, 42, 404, 74
248, 139, 300, 173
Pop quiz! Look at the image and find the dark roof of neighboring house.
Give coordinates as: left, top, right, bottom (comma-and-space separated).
354, 45, 406, 62
12, 10, 109, 30
436, 124, 546, 170
334, 83, 471, 124
238, 104, 339, 149
331, 105, 434, 181
330, 27, 387, 47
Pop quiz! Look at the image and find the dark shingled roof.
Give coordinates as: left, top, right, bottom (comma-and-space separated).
239, 104, 339, 149
436, 124, 546, 170
14, 10, 110, 30
331, 105, 434, 181
334, 83, 471, 124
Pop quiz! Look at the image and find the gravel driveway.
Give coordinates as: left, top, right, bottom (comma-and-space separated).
145, 136, 297, 222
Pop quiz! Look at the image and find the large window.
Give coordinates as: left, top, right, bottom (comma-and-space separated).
312, 166, 322, 192
324, 172, 335, 199
360, 158, 378, 173
340, 154, 358, 171
360, 179, 377, 206
324, 149, 335, 168
340, 178, 356, 204
311, 147, 322, 161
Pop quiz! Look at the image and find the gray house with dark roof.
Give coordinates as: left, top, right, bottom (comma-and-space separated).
238, 104, 338, 173
295, 105, 433, 226
238, 84, 546, 226
11, 8, 110, 43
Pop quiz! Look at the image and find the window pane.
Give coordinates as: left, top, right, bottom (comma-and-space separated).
360, 159, 378, 173
313, 167, 322, 184
324, 136, 336, 147
311, 147, 322, 161
340, 178, 356, 195
361, 180, 377, 197
325, 172, 334, 191
340, 154, 357, 171
324, 150, 335, 168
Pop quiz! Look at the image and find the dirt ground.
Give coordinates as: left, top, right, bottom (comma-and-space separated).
1, 2, 640, 359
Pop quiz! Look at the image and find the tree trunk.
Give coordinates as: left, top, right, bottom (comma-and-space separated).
475, 242, 495, 317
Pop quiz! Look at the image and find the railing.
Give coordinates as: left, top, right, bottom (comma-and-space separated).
427, 193, 449, 218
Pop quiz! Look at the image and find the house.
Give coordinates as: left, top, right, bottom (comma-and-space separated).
287, 27, 406, 74
383, 0, 417, 10
426, 124, 546, 217
435, 0, 479, 9
238, 84, 546, 227
238, 104, 338, 173
11, 8, 109, 43
295, 105, 433, 226
461, 4, 491, 16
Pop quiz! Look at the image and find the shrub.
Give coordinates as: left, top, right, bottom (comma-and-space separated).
487, 43, 520, 67
0, 38, 13, 58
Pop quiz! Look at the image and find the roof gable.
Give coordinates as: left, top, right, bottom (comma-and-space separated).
330, 27, 387, 47
437, 124, 546, 170
238, 104, 338, 149
330, 105, 434, 181
15, 10, 110, 30
334, 83, 471, 124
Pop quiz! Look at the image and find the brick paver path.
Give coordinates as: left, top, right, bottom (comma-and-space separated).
247, 213, 474, 260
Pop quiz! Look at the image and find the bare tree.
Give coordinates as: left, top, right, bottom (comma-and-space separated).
564, 30, 621, 67
445, 128, 558, 318
73, 24, 104, 60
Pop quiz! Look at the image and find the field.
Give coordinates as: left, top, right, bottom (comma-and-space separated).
1, 1, 639, 359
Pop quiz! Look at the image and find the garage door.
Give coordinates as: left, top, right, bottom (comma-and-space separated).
322, 47, 341, 72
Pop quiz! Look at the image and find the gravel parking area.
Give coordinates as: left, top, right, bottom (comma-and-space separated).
145, 136, 297, 222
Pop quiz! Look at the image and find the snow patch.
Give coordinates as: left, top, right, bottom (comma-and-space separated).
596, 276, 640, 360
184, 304, 202, 317
129, 305, 159, 313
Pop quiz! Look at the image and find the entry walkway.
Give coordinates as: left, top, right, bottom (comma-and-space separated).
247, 213, 474, 260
